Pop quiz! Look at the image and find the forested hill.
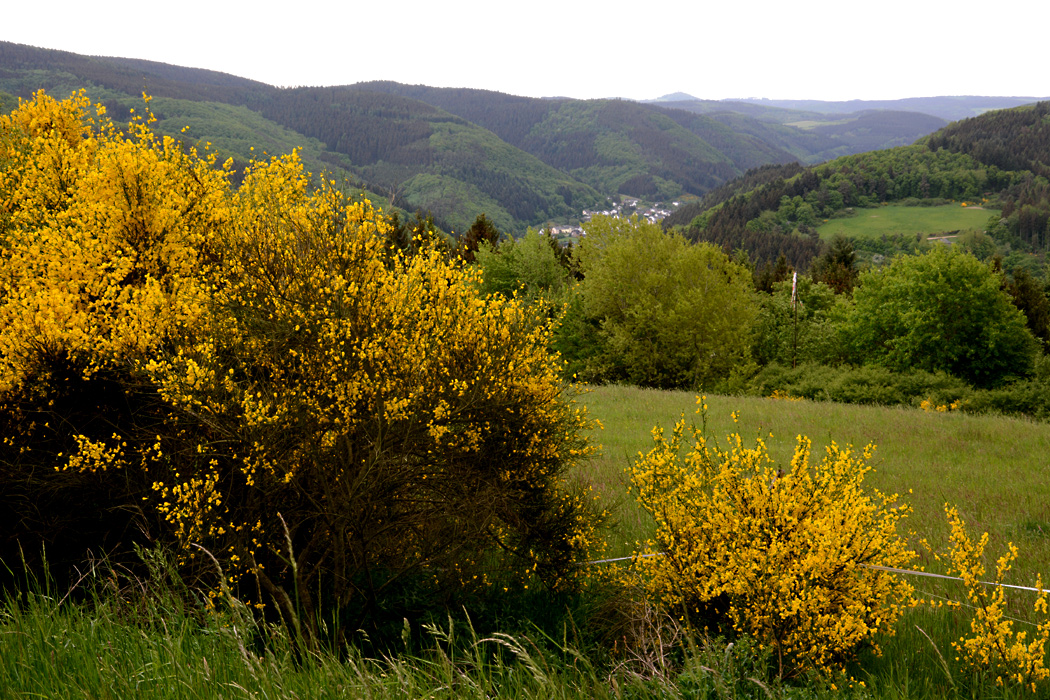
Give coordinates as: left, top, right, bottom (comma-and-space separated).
344, 81, 796, 195
0, 42, 267, 104
655, 99, 949, 164
665, 101, 1050, 272
251, 86, 604, 232
924, 102, 1050, 176
0, 40, 1035, 236
0, 42, 601, 233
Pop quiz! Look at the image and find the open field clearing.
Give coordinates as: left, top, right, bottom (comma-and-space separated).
817, 203, 996, 241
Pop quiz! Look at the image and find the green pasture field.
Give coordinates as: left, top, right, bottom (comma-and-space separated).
816, 203, 996, 241
786, 118, 852, 130
578, 384, 1050, 588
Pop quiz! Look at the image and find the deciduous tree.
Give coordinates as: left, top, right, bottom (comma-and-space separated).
575, 216, 756, 389
847, 247, 1038, 387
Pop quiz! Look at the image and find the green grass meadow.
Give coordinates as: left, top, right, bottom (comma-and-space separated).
579, 384, 1050, 581
817, 203, 995, 241
4, 385, 1050, 698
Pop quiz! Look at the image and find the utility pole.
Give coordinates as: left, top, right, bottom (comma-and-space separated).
791, 272, 798, 369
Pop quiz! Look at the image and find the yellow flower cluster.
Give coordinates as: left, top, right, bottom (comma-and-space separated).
920, 397, 965, 412
628, 402, 914, 677
0, 91, 604, 621
57, 433, 128, 473
0, 90, 228, 395
768, 389, 804, 402
939, 506, 1050, 691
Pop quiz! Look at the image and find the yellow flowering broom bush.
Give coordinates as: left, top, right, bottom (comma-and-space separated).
145, 154, 605, 640
931, 506, 1050, 692
628, 402, 914, 677
0, 92, 604, 644
0, 90, 230, 583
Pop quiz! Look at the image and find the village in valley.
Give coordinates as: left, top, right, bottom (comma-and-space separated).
545, 196, 684, 242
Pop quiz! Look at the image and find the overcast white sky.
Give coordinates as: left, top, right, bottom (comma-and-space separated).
4, 0, 1047, 102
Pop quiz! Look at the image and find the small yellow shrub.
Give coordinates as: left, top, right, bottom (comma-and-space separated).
936, 506, 1050, 691
628, 400, 914, 677
920, 397, 964, 412
768, 389, 803, 402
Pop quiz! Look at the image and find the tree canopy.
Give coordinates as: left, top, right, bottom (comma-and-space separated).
575, 216, 757, 389
847, 247, 1039, 388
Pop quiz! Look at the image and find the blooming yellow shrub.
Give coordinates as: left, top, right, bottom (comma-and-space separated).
936, 506, 1050, 691
0, 90, 228, 394
628, 400, 914, 677
920, 397, 964, 412
0, 90, 231, 584
146, 154, 605, 621
0, 92, 604, 641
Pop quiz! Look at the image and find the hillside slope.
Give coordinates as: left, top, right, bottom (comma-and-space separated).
5, 40, 1039, 238
0, 42, 602, 232
667, 101, 1050, 270
347, 81, 797, 198
657, 97, 948, 163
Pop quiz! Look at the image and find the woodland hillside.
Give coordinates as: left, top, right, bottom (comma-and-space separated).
0, 40, 999, 235
665, 102, 1050, 273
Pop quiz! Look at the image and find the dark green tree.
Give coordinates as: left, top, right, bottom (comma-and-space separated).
811, 235, 859, 294
755, 254, 793, 293
0, 91, 18, 115
457, 213, 503, 263
847, 247, 1039, 388
1005, 267, 1050, 352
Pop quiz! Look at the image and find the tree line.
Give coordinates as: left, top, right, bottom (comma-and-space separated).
470, 214, 1050, 420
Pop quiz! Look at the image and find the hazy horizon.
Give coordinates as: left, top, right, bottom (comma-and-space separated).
4, 0, 1048, 103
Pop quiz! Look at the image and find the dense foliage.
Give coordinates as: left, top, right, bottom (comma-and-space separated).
628, 403, 914, 677
475, 228, 570, 301
925, 102, 1050, 178
847, 247, 1039, 388
571, 216, 757, 389
255, 87, 603, 233
348, 83, 798, 198
751, 277, 849, 368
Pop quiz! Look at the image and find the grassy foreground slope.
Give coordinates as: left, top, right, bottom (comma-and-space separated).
2, 384, 1049, 699
580, 384, 1050, 586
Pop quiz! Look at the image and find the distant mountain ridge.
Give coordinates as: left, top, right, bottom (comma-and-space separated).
647, 94, 1049, 122
349, 81, 796, 198
2, 40, 1037, 234
733, 96, 1050, 122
